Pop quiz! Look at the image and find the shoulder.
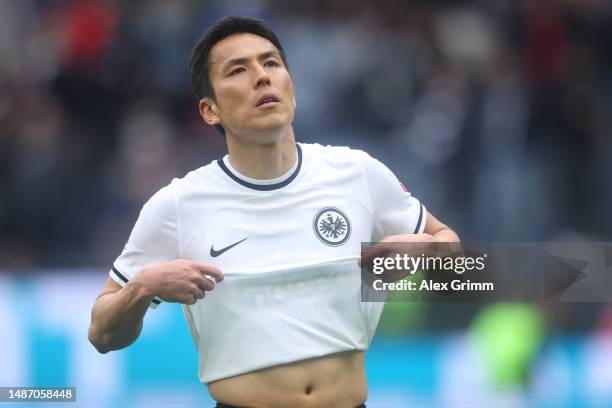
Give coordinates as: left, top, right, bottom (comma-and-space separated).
299, 142, 369, 167
143, 159, 222, 213
307, 144, 400, 189
164, 159, 224, 194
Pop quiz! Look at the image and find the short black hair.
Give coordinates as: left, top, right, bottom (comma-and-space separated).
189, 16, 289, 101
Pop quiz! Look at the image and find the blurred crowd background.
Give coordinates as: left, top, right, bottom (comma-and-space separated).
1, 0, 612, 406
1, 0, 611, 267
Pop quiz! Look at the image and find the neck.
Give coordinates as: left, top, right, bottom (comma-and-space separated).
225, 127, 297, 180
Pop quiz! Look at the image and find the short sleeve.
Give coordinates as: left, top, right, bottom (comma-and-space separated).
358, 151, 426, 240
109, 184, 179, 308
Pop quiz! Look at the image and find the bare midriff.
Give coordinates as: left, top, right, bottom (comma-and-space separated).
208, 351, 367, 408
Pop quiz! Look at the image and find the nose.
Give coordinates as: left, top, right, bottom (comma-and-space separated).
253, 63, 271, 88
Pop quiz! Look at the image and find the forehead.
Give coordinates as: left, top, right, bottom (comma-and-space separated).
209, 33, 279, 69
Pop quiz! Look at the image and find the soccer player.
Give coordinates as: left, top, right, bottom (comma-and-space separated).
88, 16, 459, 408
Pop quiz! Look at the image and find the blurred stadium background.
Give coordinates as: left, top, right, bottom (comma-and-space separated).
1, 0, 612, 407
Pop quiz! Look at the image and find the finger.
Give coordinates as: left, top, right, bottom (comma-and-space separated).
183, 294, 197, 305
360, 243, 390, 267
360, 243, 381, 264
192, 285, 205, 299
380, 235, 403, 243
194, 263, 224, 283
192, 274, 215, 291
377, 240, 438, 258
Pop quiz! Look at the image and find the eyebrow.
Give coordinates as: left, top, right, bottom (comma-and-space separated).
221, 51, 281, 72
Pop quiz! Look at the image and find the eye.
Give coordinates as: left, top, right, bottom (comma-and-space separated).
265, 59, 281, 68
228, 67, 245, 76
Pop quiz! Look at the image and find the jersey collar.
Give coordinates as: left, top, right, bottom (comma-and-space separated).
217, 144, 302, 191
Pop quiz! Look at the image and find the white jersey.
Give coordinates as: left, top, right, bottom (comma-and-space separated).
109, 142, 426, 383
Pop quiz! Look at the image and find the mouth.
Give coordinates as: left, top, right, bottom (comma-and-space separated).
256, 93, 281, 108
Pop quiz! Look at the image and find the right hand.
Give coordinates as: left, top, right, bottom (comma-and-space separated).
133, 259, 224, 305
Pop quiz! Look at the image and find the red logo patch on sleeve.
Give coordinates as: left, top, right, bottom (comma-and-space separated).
399, 182, 408, 192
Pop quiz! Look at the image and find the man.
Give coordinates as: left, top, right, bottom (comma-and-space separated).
88, 16, 459, 408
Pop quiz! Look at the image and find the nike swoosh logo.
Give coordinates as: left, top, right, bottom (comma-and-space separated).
210, 238, 248, 258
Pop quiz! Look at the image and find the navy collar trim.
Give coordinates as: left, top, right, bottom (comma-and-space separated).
217, 144, 302, 191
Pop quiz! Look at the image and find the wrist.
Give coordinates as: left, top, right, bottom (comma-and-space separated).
130, 269, 157, 300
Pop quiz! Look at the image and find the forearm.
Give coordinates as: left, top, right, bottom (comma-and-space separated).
88, 260, 223, 353
88, 279, 154, 353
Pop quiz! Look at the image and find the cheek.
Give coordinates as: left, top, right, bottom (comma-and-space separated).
281, 75, 295, 97
216, 87, 247, 116
285, 80, 296, 109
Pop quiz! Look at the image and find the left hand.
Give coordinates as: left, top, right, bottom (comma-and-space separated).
360, 233, 438, 266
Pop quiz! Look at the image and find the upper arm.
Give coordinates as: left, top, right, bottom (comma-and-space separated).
108, 184, 179, 308
423, 210, 460, 242
423, 211, 446, 236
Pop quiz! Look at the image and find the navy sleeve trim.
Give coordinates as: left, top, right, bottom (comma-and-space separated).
111, 266, 128, 283
112, 266, 161, 305
413, 203, 424, 234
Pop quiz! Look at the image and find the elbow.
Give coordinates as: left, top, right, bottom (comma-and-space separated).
88, 326, 110, 354
94, 343, 111, 354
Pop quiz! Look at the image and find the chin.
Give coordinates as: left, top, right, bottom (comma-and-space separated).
230, 124, 287, 146
251, 118, 291, 136
251, 130, 288, 146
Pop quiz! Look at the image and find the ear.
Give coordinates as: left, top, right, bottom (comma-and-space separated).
199, 98, 221, 126
289, 79, 297, 109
